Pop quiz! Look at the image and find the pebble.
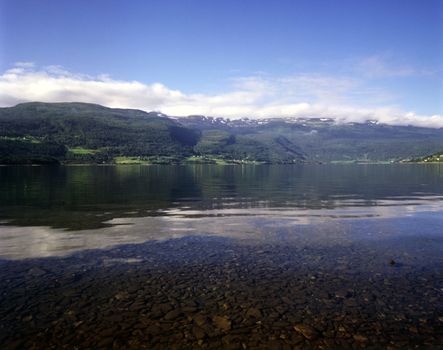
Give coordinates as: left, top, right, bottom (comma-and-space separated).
164, 309, 182, 320
192, 326, 206, 340
246, 307, 262, 319
353, 334, 368, 342
28, 267, 47, 276
0, 236, 441, 349
293, 323, 318, 340
213, 315, 232, 331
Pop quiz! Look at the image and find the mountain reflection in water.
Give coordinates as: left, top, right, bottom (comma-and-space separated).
1, 164, 443, 349
0, 164, 442, 259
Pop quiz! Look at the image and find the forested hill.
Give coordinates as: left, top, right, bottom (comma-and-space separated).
0, 102, 199, 164
1, 102, 443, 164
179, 116, 443, 163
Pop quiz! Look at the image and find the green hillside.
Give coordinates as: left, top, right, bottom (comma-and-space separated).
181, 117, 443, 162
0, 102, 199, 164
1, 102, 443, 164
194, 130, 305, 163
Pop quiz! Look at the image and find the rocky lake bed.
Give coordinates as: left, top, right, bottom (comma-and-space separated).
1, 164, 442, 349
0, 231, 442, 349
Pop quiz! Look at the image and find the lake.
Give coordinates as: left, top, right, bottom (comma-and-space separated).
0, 164, 442, 349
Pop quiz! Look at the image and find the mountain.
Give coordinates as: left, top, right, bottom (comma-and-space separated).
0, 102, 199, 164
1, 102, 443, 164
179, 116, 443, 162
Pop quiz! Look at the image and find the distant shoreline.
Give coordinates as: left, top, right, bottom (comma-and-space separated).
1, 161, 442, 167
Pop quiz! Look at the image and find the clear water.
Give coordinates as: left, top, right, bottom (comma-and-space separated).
0, 164, 442, 348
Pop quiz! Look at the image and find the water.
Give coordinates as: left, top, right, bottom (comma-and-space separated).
0, 164, 442, 348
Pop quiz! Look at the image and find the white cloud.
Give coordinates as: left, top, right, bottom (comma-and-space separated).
0, 62, 442, 128
13, 61, 35, 68
355, 54, 436, 78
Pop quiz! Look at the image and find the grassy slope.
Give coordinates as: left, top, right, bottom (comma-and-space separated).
1, 102, 443, 164
0, 102, 199, 164
181, 117, 443, 162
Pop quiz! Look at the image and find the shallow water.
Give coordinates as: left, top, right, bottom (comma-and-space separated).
0, 164, 442, 349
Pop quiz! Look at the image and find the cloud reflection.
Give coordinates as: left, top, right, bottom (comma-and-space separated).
1, 196, 442, 260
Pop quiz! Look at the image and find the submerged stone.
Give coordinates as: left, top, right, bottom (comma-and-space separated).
213, 315, 232, 331
353, 334, 368, 342
293, 323, 318, 340
246, 307, 263, 319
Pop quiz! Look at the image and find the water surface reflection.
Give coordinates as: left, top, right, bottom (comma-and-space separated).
1, 165, 442, 348
0, 164, 443, 259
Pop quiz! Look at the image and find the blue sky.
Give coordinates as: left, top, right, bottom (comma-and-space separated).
0, 0, 442, 125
